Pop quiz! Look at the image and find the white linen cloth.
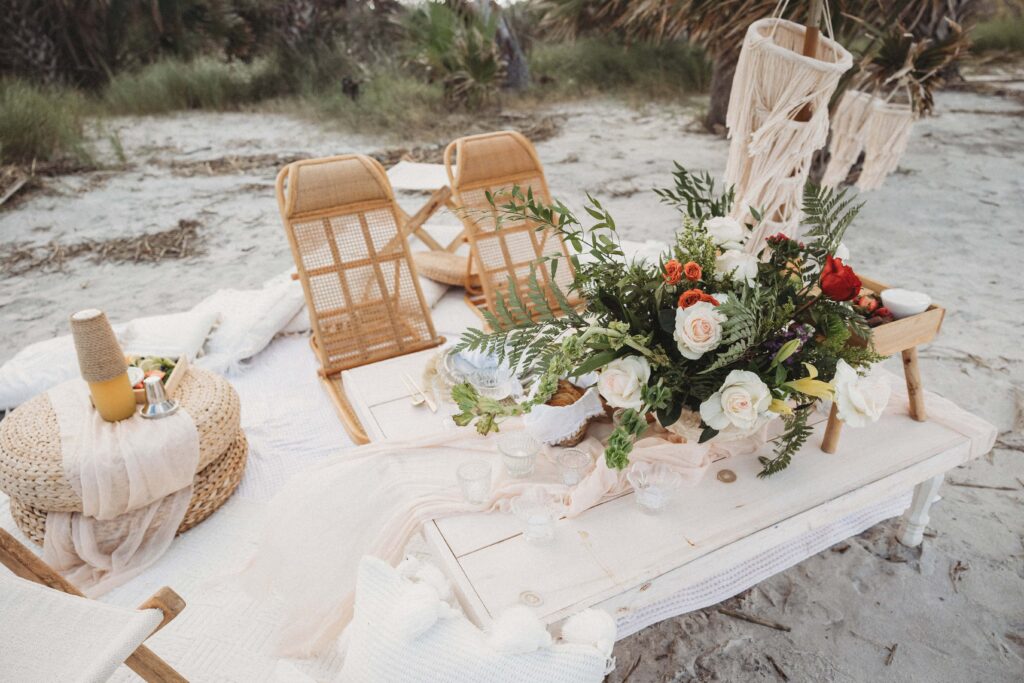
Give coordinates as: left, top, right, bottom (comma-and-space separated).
43, 379, 200, 596
336, 556, 610, 683
0, 572, 163, 683
241, 421, 759, 657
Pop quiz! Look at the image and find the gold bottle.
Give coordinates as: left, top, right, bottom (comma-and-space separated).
70, 309, 137, 421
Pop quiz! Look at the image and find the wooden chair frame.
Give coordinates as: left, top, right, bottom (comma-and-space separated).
276, 154, 445, 444
0, 528, 186, 682
444, 131, 577, 323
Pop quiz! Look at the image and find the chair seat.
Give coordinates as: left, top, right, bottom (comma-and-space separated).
0, 572, 162, 683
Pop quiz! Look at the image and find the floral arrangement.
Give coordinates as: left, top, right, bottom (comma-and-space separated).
451, 166, 886, 477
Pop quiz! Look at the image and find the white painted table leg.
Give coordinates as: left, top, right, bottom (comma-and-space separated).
898, 474, 944, 547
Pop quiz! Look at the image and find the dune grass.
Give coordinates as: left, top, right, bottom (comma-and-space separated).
102, 58, 268, 115
971, 17, 1024, 53
0, 80, 90, 165
312, 70, 447, 133
530, 38, 711, 100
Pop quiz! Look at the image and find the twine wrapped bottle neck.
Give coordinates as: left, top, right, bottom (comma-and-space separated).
70, 309, 128, 383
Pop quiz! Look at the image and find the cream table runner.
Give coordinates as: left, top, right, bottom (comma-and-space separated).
43, 379, 200, 596
241, 422, 765, 657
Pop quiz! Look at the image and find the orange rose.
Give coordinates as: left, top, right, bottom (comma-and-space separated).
683, 261, 702, 281
678, 289, 703, 308
663, 259, 683, 285
699, 291, 720, 306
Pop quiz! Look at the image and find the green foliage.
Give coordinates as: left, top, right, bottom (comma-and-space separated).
971, 17, 1024, 53
404, 2, 504, 109
528, 37, 709, 100
655, 164, 734, 221
801, 184, 863, 258
102, 58, 265, 115
0, 79, 89, 164
758, 406, 813, 478
310, 67, 449, 136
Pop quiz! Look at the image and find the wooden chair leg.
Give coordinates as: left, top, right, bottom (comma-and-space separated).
0, 529, 188, 682
321, 375, 371, 445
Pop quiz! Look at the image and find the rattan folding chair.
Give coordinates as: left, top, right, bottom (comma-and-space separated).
444, 131, 578, 321
276, 154, 445, 444
0, 528, 186, 682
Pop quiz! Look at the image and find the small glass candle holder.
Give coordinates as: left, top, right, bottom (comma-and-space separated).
626, 463, 682, 515
456, 460, 492, 504
510, 488, 564, 544
497, 432, 540, 478
556, 449, 592, 486
470, 366, 513, 400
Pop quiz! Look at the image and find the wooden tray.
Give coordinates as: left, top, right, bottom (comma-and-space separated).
132, 354, 189, 404
858, 276, 944, 356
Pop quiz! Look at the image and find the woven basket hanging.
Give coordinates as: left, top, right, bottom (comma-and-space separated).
724, 18, 852, 252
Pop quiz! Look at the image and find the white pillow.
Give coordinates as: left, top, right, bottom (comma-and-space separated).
338, 556, 612, 683
193, 271, 306, 375
0, 309, 217, 412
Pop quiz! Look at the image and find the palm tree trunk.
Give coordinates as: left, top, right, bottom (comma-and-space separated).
704, 54, 737, 133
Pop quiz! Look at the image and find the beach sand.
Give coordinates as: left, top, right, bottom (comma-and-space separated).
1, 87, 1021, 681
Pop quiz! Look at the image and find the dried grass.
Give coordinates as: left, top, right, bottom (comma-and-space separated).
0, 219, 202, 277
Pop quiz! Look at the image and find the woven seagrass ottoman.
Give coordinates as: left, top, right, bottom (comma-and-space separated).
0, 366, 247, 545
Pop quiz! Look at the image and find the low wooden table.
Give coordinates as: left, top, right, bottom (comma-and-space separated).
423, 390, 995, 630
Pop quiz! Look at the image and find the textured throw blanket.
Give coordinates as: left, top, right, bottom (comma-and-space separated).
44, 379, 200, 596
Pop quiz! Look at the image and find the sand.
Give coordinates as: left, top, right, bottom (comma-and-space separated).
1, 87, 1022, 681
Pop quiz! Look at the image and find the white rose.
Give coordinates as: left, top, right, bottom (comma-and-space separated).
674, 301, 726, 360
833, 360, 890, 427
597, 356, 651, 410
705, 216, 747, 250
700, 370, 772, 432
716, 249, 759, 287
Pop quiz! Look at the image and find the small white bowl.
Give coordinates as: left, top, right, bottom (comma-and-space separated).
880, 288, 931, 319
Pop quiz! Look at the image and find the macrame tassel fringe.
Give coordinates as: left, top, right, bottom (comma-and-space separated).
857, 102, 916, 191
821, 89, 875, 188
724, 18, 852, 251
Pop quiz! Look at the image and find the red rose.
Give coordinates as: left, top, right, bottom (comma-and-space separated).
875, 307, 892, 318
819, 255, 861, 301
663, 259, 683, 285
678, 289, 702, 308
683, 261, 702, 281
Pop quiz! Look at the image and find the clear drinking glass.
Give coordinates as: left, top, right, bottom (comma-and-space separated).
626, 462, 682, 514
497, 432, 540, 478
470, 366, 513, 400
510, 488, 564, 544
456, 460, 492, 504
556, 449, 592, 486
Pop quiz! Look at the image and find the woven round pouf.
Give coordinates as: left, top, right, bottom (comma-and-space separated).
0, 367, 240, 513
10, 430, 248, 546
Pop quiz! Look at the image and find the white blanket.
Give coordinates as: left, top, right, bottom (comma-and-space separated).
43, 380, 200, 596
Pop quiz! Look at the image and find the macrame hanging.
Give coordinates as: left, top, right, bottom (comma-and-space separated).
724, 15, 852, 252
820, 89, 875, 188
822, 90, 918, 191
855, 101, 916, 191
